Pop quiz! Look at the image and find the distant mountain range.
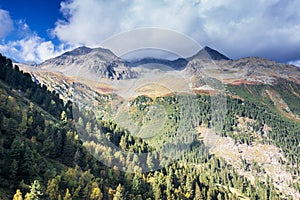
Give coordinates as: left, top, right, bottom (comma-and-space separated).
38, 46, 232, 80
28, 46, 299, 84
17, 45, 300, 102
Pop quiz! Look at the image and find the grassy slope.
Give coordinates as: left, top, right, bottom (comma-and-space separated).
226, 81, 300, 119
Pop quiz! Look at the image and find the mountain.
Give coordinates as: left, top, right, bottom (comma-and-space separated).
0, 53, 168, 199
40, 46, 137, 80
38, 46, 230, 82
17, 45, 300, 111
61, 46, 93, 56
33, 45, 300, 87
187, 46, 230, 61
219, 57, 300, 84
1, 45, 300, 199
56, 46, 118, 61
186, 48, 300, 86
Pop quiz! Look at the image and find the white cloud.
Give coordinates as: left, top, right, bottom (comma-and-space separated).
53, 0, 203, 46
0, 9, 13, 38
52, 0, 300, 62
0, 15, 71, 63
289, 60, 300, 67
2, 1, 300, 63
1, 35, 69, 63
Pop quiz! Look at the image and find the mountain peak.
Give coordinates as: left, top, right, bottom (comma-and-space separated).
92, 47, 119, 58
39, 46, 135, 80
189, 46, 230, 61
61, 46, 118, 58
62, 46, 93, 56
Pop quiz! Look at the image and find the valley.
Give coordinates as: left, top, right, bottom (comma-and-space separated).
1, 45, 300, 199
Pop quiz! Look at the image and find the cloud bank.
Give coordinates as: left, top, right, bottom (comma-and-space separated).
53, 0, 300, 62
1, 0, 300, 63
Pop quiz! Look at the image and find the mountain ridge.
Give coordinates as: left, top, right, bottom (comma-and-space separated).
17, 45, 300, 92
41, 45, 230, 67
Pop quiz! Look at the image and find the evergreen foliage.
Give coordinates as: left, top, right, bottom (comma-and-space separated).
0, 53, 299, 199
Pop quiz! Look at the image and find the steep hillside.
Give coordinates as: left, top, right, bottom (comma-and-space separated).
3, 44, 300, 199
0, 53, 282, 199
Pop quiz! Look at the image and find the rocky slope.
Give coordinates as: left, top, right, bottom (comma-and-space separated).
199, 126, 300, 199
186, 48, 300, 86
40, 46, 137, 80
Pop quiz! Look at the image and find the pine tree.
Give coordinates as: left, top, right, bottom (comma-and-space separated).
185, 174, 194, 197
131, 174, 142, 195
166, 177, 174, 200
153, 172, 163, 200
10, 159, 19, 180
119, 135, 127, 150
217, 193, 223, 200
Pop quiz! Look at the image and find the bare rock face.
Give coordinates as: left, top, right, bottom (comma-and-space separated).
40, 46, 138, 80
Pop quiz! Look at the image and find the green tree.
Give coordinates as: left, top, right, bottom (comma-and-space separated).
166, 177, 174, 200
119, 135, 127, 150
131, 174, 142, 195
153, 172, 163, 200
72, 186, 81, 199
217, 193, 223, 200
20, 145, 34, 176
10, 159, 19, 180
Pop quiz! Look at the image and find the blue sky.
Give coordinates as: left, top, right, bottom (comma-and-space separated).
1, 0, 61, 43
0, 0, 300, 66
